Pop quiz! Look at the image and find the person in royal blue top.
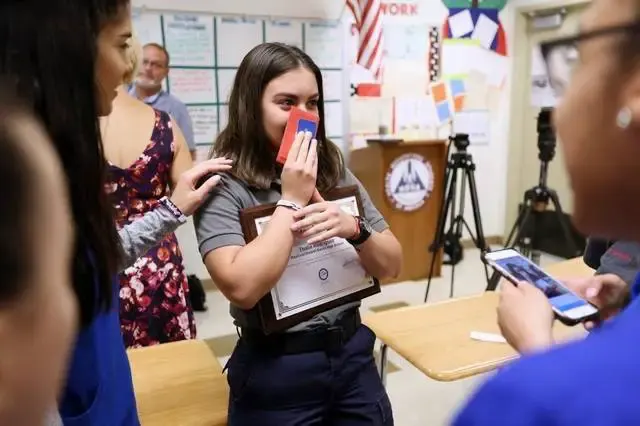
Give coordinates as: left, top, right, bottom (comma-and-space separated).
0, 1, 233, 424
453, 1, 640, 425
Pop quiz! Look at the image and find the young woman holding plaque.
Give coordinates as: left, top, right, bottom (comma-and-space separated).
194, 42, 403, 425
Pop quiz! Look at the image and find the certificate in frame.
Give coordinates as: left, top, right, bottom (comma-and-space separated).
239, 185, 381, 334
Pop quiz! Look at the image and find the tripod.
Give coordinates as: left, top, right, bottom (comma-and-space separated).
424, 134, 490, 302
486, 109, 580, 291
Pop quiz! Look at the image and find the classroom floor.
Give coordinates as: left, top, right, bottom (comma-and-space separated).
194, 247, 562, 426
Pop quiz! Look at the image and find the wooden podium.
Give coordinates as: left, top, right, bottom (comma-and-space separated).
349, 139, 447, 284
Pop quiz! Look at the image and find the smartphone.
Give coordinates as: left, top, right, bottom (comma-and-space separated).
483, 248, 599, 326
277, 107, 319, 165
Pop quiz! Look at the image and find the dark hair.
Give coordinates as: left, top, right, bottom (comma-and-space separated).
144, 42, 170, 67
214, 42, 344, 192
0, 0, 127, 326
0, 95, 36, 305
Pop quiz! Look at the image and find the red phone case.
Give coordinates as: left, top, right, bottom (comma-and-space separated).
276, 107, 319, 165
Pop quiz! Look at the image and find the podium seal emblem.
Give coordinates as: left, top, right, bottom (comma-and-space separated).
385, 153, 434, 212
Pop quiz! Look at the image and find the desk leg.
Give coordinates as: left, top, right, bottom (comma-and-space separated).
377, 343, 389, 387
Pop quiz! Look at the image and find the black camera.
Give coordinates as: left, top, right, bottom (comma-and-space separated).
537, 108, 556, 163
451, 133, 470, 151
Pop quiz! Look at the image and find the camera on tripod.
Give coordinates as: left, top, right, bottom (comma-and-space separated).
537, 107, 556, 163
451, 133, 470, 151
424, 132, 490, 302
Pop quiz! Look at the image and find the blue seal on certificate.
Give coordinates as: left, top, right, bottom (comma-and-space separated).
318, 268, 329, 281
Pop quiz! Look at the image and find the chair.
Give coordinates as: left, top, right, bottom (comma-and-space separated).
128, 339, 229, 425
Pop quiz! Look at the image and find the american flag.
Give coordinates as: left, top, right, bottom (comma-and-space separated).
346, 0, 384, 81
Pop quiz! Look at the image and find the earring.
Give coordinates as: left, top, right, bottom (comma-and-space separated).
617, 107, 633, 129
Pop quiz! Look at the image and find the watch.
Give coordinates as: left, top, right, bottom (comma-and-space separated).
347, 216, 373, 246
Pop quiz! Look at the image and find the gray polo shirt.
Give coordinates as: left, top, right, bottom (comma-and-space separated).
194, 168, 388, 332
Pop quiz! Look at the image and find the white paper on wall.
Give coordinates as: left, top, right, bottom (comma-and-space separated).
163, 14, 215, 67
169, 69, 217, 104
217, 17, 263, 67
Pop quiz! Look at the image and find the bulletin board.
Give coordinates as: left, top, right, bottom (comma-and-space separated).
347, 3, 510, 149
132, 9, 348, 161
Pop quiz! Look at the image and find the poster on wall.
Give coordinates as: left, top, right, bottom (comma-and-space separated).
217, 17, 263, 67
384, 23, 430, 62
265, 20, 303, 49
132, 10, 163, 45
163, 14, 215, 67
169, 69, 217, 104
322, 70, 343, 102
305, 21, 343, 69
217, 69, 237, 104
187, 105, 218, 144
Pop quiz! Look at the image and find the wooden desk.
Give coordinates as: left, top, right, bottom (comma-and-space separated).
364, 257, 593, 383
128, 340, 229, 426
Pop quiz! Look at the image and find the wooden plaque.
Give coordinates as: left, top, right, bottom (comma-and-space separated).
239, 185, 381, 334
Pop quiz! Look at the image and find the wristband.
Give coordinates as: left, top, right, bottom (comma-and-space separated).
276, 199, 302, 212
159, 196, 187, 224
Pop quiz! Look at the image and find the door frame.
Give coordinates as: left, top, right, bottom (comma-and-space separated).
504, 0, 589, 238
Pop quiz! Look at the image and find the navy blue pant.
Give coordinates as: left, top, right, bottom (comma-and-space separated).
225, 324, 394, 425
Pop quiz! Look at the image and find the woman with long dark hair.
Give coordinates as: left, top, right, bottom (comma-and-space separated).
1, 1, 230, 423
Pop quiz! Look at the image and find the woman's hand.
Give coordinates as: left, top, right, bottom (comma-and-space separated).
291, 190, 358, 244
280, 131, 317, 207
497, 280, 555, 354
169, 157, 232, 216
563, 273, 630, 330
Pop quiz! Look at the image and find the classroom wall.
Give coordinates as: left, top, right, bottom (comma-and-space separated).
133, 5, 349, 281
355, 0, 515, 244
131, 0, 345, 20
161, 0, 548, 280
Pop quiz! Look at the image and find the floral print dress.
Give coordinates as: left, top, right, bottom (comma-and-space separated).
106, 109, 196, 348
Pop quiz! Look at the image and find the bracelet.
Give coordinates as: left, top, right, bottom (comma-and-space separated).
276, 199, 302, 212
348, 215, 360, 240
159, 196, 187, 224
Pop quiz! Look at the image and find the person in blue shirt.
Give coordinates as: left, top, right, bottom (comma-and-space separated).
130, 43, 197, 159
453, 1, 640, 424
0, 1, 231, 424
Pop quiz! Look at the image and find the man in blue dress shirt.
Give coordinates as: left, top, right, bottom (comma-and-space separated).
130, 43, 196, 159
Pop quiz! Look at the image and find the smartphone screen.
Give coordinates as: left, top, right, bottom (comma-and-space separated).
485, 249, 598, 321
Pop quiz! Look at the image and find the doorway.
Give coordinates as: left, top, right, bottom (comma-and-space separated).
504, 1, 587, 256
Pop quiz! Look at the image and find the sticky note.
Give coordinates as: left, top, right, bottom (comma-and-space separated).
431, 82, 448, 103
450, 79, 465, 97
